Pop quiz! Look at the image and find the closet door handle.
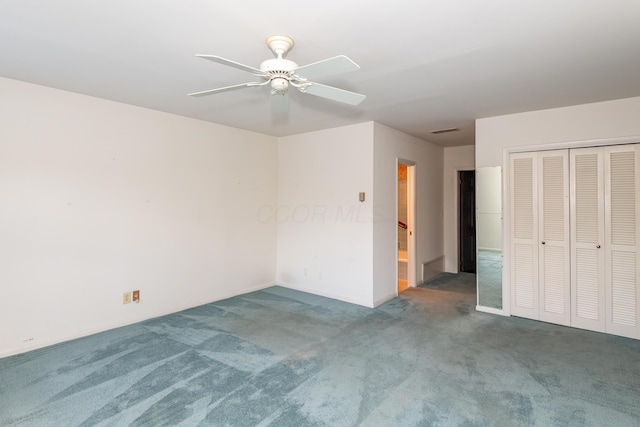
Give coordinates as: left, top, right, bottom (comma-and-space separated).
596, 244, 601, 249
541, 241, 546, 245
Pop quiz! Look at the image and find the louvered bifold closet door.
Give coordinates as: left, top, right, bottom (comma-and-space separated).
510, 152, 539, 319
605, 145, 640, 339
571, 148, 606, 332
538, 150, 570, 326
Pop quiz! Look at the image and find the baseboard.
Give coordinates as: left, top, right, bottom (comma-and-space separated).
0, 281, 277, 359
275, 282, 374, 308
373, 293, 397, 308
475, 305, 509, 316
422, 255, 445, 283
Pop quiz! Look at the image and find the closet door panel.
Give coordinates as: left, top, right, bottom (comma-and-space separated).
605, 145, 640, 339
610, 252, 636, 327
538, 150, 570, 326
574, 248, 602, 320
571, 148, 606, 332
510, 153, 538, 319
509, 143, 640, 339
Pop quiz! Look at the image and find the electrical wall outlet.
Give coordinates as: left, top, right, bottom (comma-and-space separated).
122, 292, 132, 304
132, 290, 140, 303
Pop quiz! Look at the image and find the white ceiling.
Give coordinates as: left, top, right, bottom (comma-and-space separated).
2, 1, 640, 147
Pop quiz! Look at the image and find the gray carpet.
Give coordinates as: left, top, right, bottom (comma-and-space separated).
1, 274, 640, 426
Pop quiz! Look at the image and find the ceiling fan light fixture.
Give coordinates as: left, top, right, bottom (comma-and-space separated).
270, 77, 289, 94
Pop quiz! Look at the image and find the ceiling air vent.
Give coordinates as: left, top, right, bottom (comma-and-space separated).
430, 127, 460, 135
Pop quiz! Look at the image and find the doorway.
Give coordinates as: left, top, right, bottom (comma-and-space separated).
398, 161, 416, 292
458, 171, 476, 273
459, 170, 476, 273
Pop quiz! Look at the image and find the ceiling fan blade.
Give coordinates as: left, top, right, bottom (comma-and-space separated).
195, 55, 263, 75
294, 55, 360, 80
271, 91, 289, 116
300, 83, 366, 105
188, 82, 260, 97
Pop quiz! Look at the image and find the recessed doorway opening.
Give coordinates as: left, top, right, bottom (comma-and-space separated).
459, 170, 476, 273
398, 161, 416, 293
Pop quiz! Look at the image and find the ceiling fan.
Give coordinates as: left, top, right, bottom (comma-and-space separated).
188, 35, 366, 112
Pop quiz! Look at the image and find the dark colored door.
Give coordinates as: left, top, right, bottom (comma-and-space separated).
459, 171, 476, 273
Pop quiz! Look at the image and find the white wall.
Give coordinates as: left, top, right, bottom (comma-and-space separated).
1, 76, 452, 356
0, 77, 278, 357
476, 96, 640, 167
373, 123, 444, 305
276, 123, 375, 307
443, 145, 475, 272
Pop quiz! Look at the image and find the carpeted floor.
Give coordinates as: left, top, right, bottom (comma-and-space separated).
1, 273, 640, 426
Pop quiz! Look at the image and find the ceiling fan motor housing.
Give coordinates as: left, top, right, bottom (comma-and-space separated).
260, 58, 298, 74
260, 58, 298, 94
